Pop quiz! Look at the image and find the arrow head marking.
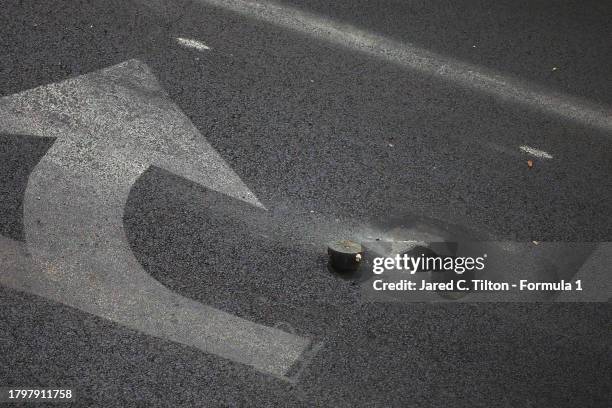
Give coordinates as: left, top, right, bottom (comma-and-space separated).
0, 60, 308, 379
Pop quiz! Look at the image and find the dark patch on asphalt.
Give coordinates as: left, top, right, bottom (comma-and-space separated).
0, 134, 55, 241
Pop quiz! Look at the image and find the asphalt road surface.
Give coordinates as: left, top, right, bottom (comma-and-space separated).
1, 0, 611, 406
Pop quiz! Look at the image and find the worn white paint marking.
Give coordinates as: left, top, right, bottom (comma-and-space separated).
519, 145, 553, 159
176, 37, 211, 51
0, 59, 309, 379
181, 0, 612, 131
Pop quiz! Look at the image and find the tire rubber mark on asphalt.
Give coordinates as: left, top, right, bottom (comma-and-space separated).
0, 59, 311, 380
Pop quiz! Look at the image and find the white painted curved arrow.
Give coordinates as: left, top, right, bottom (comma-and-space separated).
0, 59, 310, 379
